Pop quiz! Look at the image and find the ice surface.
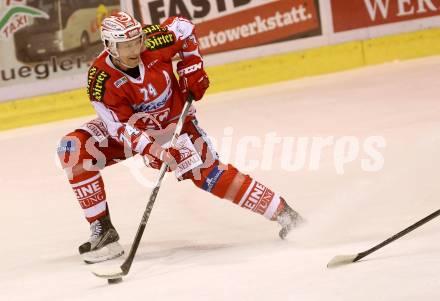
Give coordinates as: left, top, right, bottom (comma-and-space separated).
1, 56, 439, 300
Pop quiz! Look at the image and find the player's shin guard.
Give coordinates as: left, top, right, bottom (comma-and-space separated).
70, 173, 108, 223
58, 156, 109, 224
58, 132, 109, 223
232, 176, 285, 221
196, 164, 286, 221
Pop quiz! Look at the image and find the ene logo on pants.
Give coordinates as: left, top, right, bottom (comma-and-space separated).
241, 181, 274, 215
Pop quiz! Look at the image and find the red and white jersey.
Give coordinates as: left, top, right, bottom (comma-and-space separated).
86, 16, 201, 153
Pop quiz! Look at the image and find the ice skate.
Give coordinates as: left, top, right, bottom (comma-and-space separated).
276, 200, 304, 240
79, 215, 124, 264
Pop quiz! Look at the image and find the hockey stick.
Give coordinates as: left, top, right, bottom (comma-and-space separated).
327, 208, 440, 268
91, 94, 194, 281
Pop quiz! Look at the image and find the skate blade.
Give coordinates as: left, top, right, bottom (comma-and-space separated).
279, 213, 306, 240
82, 242, 124, 264
279, 227, 290, 240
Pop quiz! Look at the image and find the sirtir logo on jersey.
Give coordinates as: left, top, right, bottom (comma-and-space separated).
145, 33, 175, 50
87, 67, 110, 102
0, 0, 49, 40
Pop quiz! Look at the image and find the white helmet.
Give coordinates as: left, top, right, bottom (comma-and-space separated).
101, 11, 143, 58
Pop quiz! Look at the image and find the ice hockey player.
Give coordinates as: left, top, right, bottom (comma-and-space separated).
57, 11, 303, 263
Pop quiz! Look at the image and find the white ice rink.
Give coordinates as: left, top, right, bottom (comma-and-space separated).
1, 56, 439, 301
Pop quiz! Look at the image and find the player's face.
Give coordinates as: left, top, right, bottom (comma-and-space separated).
116, 36, 143, 68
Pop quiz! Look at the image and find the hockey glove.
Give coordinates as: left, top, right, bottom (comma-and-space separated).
177, 56, 209, 101
158, 147, 184, 171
